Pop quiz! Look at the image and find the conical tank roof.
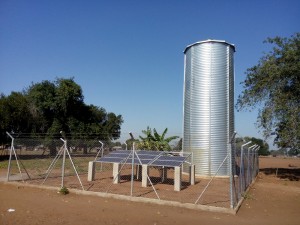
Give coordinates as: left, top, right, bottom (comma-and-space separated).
184, 39, 235, 53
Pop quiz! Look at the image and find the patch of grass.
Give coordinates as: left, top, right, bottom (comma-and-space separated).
0, 161, 9, 169
242, 192, 254, 200
58, 186, 69, 195
1, 155, 96, 175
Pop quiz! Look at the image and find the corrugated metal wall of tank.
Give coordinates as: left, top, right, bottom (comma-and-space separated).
183, 40, 235, 176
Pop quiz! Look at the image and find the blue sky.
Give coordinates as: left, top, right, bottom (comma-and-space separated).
0, 0, 299, 147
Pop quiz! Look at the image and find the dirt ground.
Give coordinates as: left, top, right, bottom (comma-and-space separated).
1, 156, 299, 225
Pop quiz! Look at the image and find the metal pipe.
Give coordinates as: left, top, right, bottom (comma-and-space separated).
6, 132, 14, 181
6, 132, 27, 182
247, 145, 257, 186
228, 131, 237, 208
61, 138, 67, 188
42, 147, 64, 185
99, 141, 104, 171
94, 141, 104, 161
130, 142, 135, 196
65, 143, 84, 190
229, 131, 237, 143
129, 132, 135, 196
129, 132, 134, 140
254, 146, 260, 176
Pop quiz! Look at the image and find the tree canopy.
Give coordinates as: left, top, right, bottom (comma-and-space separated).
237, 33, 300, 154
137, 126, 179, 151
0, 78, 123, 146
236, 137, 270, 156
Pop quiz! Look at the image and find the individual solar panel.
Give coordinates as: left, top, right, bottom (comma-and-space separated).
99, 157, 125, 163
150, 160, 183, 167
149, 156, 186, 167
108, 153, 131, 158
96, 150, 130, 164
126, 152, 158, 165
137, 150, 162, 156
125, 158, 152, 165
156, 156, 186, 162
112, 150, 131, 154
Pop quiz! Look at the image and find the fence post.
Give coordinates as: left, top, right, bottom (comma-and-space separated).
229, 131, 236, 209
247, 145, 256, 186
240, 141, 251, 195
61, 138, 67, 188
5, 132, 29, 182
6, 132, 14, 182
253, 145, 260, 179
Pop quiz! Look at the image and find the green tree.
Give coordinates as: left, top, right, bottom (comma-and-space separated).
245, 137, 270, 156
26, 80, 56, 133
25, 77, 123, 141
138, 127, 179, 151
54, 77, 85, 131
137, 127, 155, 150
104, 113, 123, 140
237, 33, 300, 154
0, 92, 32, 135
0, 77, 123, 154
235, 137, 269, 156
173, 138, 182, 151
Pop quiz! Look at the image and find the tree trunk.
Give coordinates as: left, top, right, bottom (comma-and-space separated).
49, 141, 57, 156
83, 144, 87, 154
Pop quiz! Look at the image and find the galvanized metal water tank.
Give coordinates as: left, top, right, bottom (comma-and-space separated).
183, 39, 235, 176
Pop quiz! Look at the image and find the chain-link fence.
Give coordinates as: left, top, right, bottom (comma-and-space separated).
233, 141, 260, 201
1, 133, 259, 210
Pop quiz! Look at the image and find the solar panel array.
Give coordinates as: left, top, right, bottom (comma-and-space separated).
96, 150, 189, 167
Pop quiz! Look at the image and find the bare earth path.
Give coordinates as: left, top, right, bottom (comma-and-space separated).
1, 157, 299, 225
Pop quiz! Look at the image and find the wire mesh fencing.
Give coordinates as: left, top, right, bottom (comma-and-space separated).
1, 134, 259, 210
232, 141, 260, 205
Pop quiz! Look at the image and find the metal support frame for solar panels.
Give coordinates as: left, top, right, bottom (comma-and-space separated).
6, 132, 31, 182
42, 136, 84, 190
102, 149, 193, 199
147, 151, 192, 167
147, 151, 192, 183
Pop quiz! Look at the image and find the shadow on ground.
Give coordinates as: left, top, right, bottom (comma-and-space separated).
260, 168, 300, 181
